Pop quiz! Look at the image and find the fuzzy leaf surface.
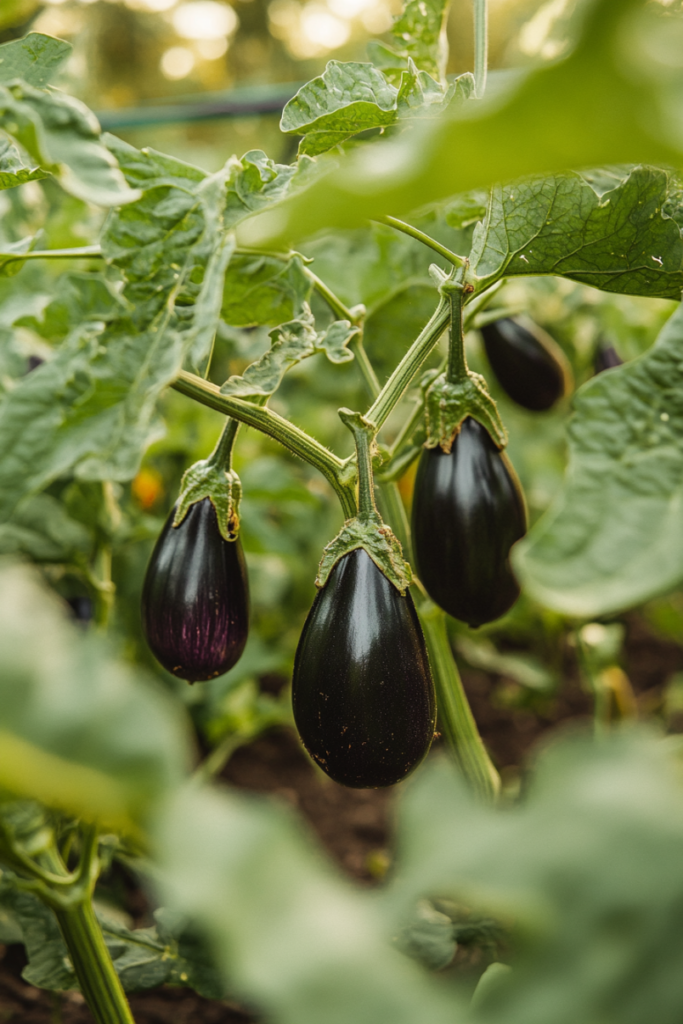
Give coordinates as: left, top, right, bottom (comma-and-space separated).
513, 303, 683, 616
469, 166, 683, 299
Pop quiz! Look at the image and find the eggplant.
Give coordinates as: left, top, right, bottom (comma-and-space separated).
142, 497, 249, 682
480, 317, 571, 411
412, 417, 527, 627
593, 342, 622, 374
292, 548, 435, 788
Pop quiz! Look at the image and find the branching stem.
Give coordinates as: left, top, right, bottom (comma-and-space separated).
378, 217, 467, 268
172, 371, 356, 518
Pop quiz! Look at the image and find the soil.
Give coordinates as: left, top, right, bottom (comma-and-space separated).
1, 615, 679, 1023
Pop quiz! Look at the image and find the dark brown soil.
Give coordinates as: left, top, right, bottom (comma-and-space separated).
1, 614, 679, 1023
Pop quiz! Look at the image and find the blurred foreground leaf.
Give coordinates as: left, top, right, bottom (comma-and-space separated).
514, 303, 683, 616
0, 564, 189, 829
389, 729, 683, 1024
156, 785, 459, 1024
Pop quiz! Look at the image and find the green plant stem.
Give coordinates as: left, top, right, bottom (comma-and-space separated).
54, 901, 134, 1024
473, 0, 488, 99
172, 370, 356, 518
378, 217, 467, 268
366, 295, 450, 430
446, 284, 468, 383
0, 246, 103, 266
208, 417, 239, 470
349, 334, 381, 394
418, 602, 500, 803
304, 268, 357, 322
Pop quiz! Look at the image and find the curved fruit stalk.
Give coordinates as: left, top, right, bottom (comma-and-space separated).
412, 417, 527, 627
480, 317, 573, 411
142, 497, 249, 682
293, 548, 436, 788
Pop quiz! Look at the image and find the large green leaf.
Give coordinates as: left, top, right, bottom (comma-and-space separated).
0, 564, 189, 829
0, 84, 137, 206
239, 0, 683, 249
389, 0, 451, 80
222, 252, 312, 327
469, 166, 683, 299
389, 729, 683, 1024
0, 32, 71, 88
156, 784, 459, 1024
281, 62, 471, 158
0, 142, 232, 521
513, 303, 683, 617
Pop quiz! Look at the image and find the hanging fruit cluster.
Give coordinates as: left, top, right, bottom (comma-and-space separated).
140, 262, 579, 791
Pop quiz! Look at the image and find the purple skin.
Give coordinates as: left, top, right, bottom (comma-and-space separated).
593, 343, 623, 374
141, 498, 249, 682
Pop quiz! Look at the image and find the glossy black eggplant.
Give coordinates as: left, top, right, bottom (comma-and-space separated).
480, 317, 571, 411
412, 417, 527, 627
142, 497, 249, 682
593, 342, 623, 374
292, 548, 435, 788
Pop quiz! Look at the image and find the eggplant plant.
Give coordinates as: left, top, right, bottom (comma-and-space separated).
1, 1, 683, 1023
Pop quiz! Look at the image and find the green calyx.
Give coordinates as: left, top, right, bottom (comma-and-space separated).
173, 459, 243, 541
316, 407, 412, 592
315, 511, 413, 594
173, 421, 243, 541
424, 371, 508, 451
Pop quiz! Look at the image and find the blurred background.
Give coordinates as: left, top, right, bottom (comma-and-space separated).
2, 0, 578, 168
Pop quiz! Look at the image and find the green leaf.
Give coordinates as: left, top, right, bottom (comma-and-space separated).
513, 303, 683, 617
281, 62, 399, 156
0, 32, 71, 88
0, 564, 190, 829
0, 136, 45, 190
240, 0, 683, 248
0, 493, 93, 562
389, 728, 683, 1024
0, 877, 76, 990
391, 0, 451, 80
469, 166, 683, 299
155, 783, 458, 1024
15, 272, 123, 341
224, 149, 315, 226
220, 305, 355, 398
0, 883, 226, 997
1, 84, 138, 207
280, 60, 467, 157
395, 900, 456, 971
222, 253, 312, 327
0, 145, 234, 521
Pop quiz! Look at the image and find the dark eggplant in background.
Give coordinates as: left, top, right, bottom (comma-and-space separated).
142, 497, 249, 682
292, 548, 436, 788
480, 317, 573, 411
412, 418, 527, 628
593, 342, 623, 374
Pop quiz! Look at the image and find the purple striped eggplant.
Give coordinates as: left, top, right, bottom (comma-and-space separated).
142, 498, 249, 682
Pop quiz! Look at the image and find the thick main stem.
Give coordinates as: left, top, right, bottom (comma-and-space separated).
446, 285, 468, 384
418, 602, 500, 803
172, 371, 356, 518
55, 902, 134, 1024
